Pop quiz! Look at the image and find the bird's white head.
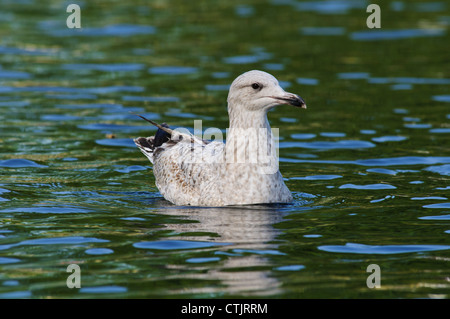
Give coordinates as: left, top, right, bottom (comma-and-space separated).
227, 70, 306, 114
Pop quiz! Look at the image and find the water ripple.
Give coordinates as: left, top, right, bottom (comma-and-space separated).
423, 203, 450, 209
318, 243, 450, 254
433, 95, 450, 102
41, 114, 81, 121
300, 27, 345, 36
186, 257, 221, 263
80, 286, 127, 294
351, 29, 445, 41
285, 156, 450, 167
338, 73, 450, 85
133, 240, 230, 250
0, 291, 31, 298
411, 197, 447, 201
95, 138, 136, 148
296, 78, 320, 85
45, 23, 156, 37
0, 69, 31, 79
77, 123, 149, 133
85, 248, 114, 255
0, 159, 47, 168
148, 66, 198, 75
62, 63, 144, 72
233, 249, 286, 255
0, 236, 109, 251
280, 140, 375, 150
0, 257, 21, 264
372, 136, 408, 143
425, 164, 450, 176
366, 168, 397, 175
339, 183, 397, 190
288, 0, 367, 14
122, 95, 180, 102
275, 265, 305, 271
419, 214, 450, 220
430, 128, 450, 134
0, 45, 55, 56
114, 165, 147, 173
291, 175, 342, 180
223, 53, 271, 64
290, 133, 316, 140
0, 206, 91, 214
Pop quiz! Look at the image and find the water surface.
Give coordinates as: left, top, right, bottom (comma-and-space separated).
0, 0, 449, 299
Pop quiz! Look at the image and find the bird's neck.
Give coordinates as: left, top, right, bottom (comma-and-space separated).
228, 106, 270, 129
227, 107, 272, 143
225, 107, 279, 175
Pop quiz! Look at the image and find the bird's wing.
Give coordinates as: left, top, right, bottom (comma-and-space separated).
151, 140, 225, 205
133, 114, 207, 164
133, 114, 226, 205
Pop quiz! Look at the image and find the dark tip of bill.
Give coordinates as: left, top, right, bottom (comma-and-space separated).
290, 96, 306, 108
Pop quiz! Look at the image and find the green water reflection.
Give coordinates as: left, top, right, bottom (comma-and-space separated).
0, 0, 449, 298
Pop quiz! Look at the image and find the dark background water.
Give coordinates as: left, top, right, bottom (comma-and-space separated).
0, 0, 449, 298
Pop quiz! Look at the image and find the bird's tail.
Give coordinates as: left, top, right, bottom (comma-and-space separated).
132, 113, 173, 164
131, 112, 173, 135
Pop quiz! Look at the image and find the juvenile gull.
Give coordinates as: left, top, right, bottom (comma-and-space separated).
134, 70, 306, 206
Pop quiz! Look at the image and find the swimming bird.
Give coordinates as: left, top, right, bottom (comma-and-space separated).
134, 70, 306, 206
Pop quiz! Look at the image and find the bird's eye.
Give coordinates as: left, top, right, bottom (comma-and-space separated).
251, 83, 261, 90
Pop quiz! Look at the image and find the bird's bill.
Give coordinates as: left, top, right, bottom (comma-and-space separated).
271, 93, 307, 109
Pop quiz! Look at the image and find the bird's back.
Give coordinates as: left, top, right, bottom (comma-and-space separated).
151, 139, 226, 206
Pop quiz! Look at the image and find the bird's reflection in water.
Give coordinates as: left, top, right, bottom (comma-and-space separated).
154, 204, 289, 296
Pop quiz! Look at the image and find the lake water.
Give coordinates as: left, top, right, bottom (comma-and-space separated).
0, 0, 449, 299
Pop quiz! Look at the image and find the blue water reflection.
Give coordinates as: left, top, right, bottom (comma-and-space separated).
319, 243, 450, 254
134, 240, 230, 250
351, 29, 445, 41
